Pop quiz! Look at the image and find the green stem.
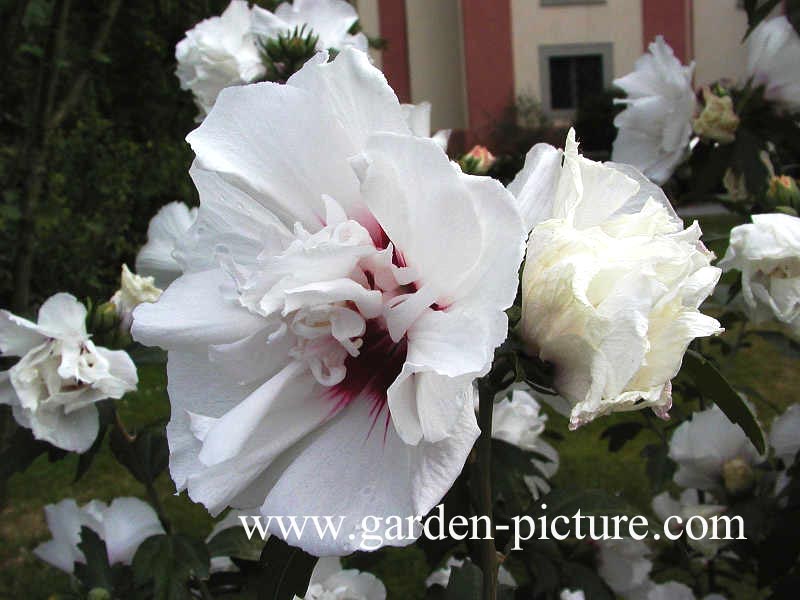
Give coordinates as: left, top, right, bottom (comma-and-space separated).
476, 381, 497, 600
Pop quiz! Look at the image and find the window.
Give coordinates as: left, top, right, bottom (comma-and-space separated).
539, 43, 613, 116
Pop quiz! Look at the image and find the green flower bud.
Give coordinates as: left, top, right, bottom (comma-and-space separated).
766, 175, 800, 210
87, 588, 111, 600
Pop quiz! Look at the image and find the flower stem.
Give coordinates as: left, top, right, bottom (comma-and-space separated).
476, 381, 497, 600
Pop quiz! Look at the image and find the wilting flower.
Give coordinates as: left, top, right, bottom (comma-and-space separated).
136, 202, 198, 289
669, 405, 762, 495
132, 48, 525, 555
110, 265, 162, 330
425, 556, 516, 589
718, 213, 800, 337
770, 404, 800, 466
251, 0, 367, 54
652, 489, 727, 556
692, 87, 739, 144
492, 389, 559, 498
596, 538, 653, 598
300, 557, 385, 600
511, 130, 721, 429
401, 101, 450, 151
747, 16, 800, 113
459, 145, 496, 175
0, 294, 137, 452
612, 36, 697, 184
176, 0, 266, 120
34, 497, 164, 573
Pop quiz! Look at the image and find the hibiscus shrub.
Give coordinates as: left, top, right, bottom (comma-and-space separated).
2, 2, 800, 600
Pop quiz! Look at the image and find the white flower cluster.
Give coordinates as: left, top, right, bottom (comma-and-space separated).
176, 0, 367, 120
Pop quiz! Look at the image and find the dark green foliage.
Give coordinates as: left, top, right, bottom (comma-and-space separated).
0, 0, 226, 311
133, 533, 211, 600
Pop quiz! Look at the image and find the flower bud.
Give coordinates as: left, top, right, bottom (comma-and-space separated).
693, 87, 739, 144
458, 145, 496, 175
722, 457, 755, 496
88, 589, 111, 600
93, 300, 121, 333
766, 175, 800, 210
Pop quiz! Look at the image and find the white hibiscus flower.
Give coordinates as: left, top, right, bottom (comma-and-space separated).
770, 404, 800, 466
612, 36, 697, 185
668, 405, 763, 495
176, 0, 266, 120
135, 201, 198, 289
34, 497, 164, 573
492, 389, 559, 499
511, 130, 721, 429
718, 213, 800, 337
652, 489, 727, 556
596, 537, 653, 599
132, 48, 525, 555
747, 16, 800, 113
251, 0, 367, 54
0, 294, 138, 452
298, 557, 385, 600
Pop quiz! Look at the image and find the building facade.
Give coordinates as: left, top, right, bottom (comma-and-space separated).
356, 0, 777, 143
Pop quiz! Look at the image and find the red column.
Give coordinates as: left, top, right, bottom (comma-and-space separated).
460, 0, 515, 144
642, 0, 693, 63
378, 0, 412, 103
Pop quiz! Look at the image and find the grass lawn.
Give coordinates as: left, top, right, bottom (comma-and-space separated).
0, 216, 797, 599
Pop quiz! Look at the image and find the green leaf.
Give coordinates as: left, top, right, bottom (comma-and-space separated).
682, 351, 766, 453
750, 330, 800, 359
257, 537, 317, 600
600, 421, 644, 452
207, 525, 265, 562
534, 488, 631, 519
492, 439, 548, 517
110, 426, 169, 485
74, 527, 113, 592
133, 534, 210, 600
0, 421, 67, 481
445, 561, 483, 600
640, 443, 676, 490
75, 401, 114, 482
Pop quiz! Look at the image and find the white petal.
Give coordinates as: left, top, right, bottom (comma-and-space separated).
186, 80, 360, 229
261, 397, 479, 556
132, 269, 263, 351
36, 293, 87, 339
507, 142, 563, 231
102, 497, 165, 565
0, 311, 46, 357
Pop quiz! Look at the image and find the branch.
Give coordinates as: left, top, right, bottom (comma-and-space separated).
47, 0, 122, 131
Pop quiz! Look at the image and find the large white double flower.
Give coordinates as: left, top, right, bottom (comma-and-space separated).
0, 293, 137, 452
511, 130, 722, 429
612, 36, 697, 185
719, 213, 800, 337
176, 0, 266, 120
132, 48, 525, 555
747, 16, 800, 113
